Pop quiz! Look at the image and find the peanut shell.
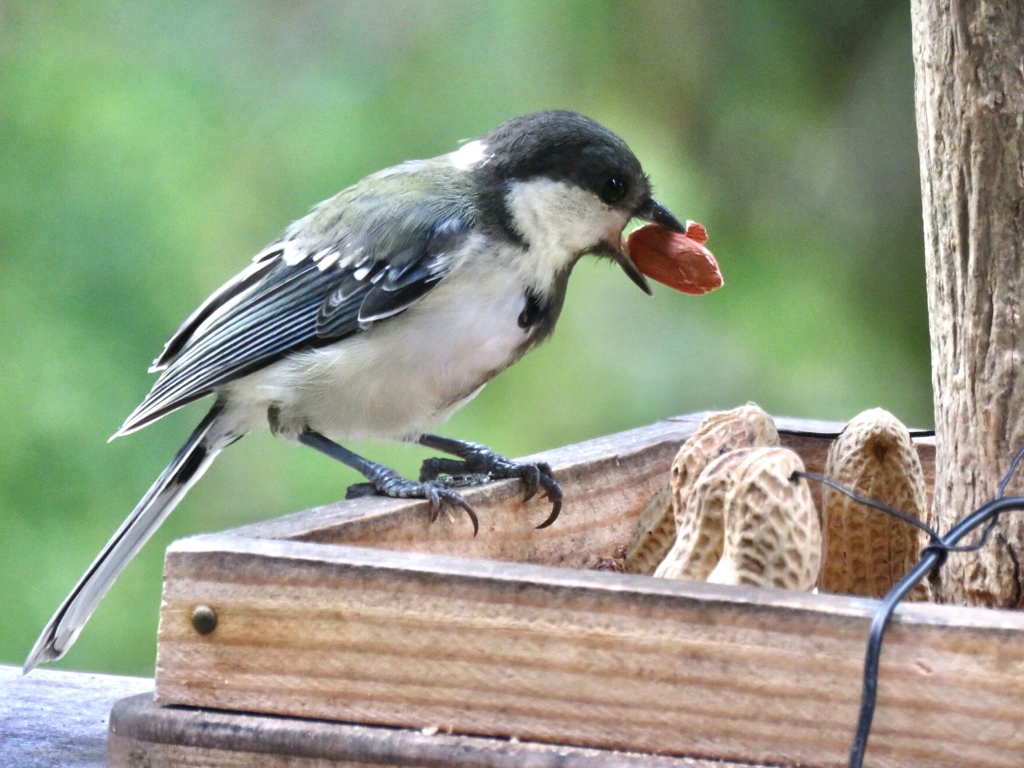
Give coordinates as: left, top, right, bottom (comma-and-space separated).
670, 404, 780, 529
626, 403, 778, 575
654, 448, 756, 579
623, 481, 675, 575
819, 408, 927, 598
706, 447, 821, 591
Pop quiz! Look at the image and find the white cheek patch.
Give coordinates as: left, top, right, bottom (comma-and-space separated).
505, 179, 630, 285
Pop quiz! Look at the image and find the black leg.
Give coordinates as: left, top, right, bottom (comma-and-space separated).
417, 434, 563, 528
298, 430, 479, 534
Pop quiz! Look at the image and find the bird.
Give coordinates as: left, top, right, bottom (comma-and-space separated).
25, 110, 696, 672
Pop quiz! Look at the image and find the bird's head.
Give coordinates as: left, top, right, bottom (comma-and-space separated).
453, 110, 706, 294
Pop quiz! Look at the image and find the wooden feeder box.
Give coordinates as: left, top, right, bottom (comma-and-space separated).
107, 413, 1024, 768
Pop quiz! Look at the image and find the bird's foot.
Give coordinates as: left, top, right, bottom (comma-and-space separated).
296, 430, 481, 533
419, 442, 562, 528
345, 469, 479, 535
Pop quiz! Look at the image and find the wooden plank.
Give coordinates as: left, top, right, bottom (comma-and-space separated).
0, 664, 152, 768
109, 691, 760, 767
222, 415, 935, 568
225, 416, 710, 569
151, 413, 941, 766
154, 534, 1024, 768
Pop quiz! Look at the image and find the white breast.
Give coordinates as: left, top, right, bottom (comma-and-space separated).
505, 178, 630, 291
222, 255, 534, 441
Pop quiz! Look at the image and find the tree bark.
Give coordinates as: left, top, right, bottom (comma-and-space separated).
913, 0, 1024, 606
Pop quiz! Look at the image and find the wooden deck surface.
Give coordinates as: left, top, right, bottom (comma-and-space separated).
0, 664, 152, 768
1, 663, 751, 767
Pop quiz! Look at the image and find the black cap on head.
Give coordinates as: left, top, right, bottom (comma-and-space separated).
480, 111, 651, 212
472, 110, 662, 251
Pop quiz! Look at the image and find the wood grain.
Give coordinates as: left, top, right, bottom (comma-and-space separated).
155, 534, 1024, 768
222, 415, 935, 567
0, 664, 152, 768
110, 691, 759, 767
913, 0, 1024, 606
148, 414, 945, 767
224, 416, 711, 569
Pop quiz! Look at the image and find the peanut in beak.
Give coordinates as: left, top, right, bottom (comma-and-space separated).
624, 221, 723, 295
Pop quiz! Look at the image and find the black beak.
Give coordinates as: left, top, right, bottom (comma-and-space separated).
606, 196, 687, 294
636, 196, 686, 233
597, 239, 653, 295
612, 249, 652, 295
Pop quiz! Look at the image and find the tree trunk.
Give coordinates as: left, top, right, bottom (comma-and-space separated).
912, 0, 1024, 606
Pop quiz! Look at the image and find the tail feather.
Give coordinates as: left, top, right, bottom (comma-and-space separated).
24, 402, 234, 673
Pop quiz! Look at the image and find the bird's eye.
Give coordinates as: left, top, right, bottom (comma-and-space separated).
600, 177, 628, 205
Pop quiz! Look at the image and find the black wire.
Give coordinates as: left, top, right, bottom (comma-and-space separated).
777, 428, 936, 440
996, 443, 1024, 498
794, 471, 942, 542
846, 495, 1024, 768
832, 444, 1024, 768
941, 516, 999, 554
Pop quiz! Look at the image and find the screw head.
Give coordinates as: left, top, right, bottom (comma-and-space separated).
191, 605, 218, 635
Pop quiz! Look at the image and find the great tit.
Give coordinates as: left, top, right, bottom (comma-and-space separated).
25, 110, 693, 671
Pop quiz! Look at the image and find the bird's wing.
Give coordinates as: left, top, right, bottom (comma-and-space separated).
117, 179, 473, 435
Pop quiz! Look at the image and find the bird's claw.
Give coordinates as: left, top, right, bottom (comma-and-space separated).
346, 475, 480, 536
473, 453, 562, 527
419, 448, 562, 528
518, 463, 541, 501
533, 467, 563, 529
424, 484, 480, 536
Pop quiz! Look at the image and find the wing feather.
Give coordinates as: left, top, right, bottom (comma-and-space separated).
149, 254, 279, 371
117, 191, 472, 436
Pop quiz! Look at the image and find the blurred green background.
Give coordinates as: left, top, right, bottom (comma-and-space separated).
1, 1, 930, 676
